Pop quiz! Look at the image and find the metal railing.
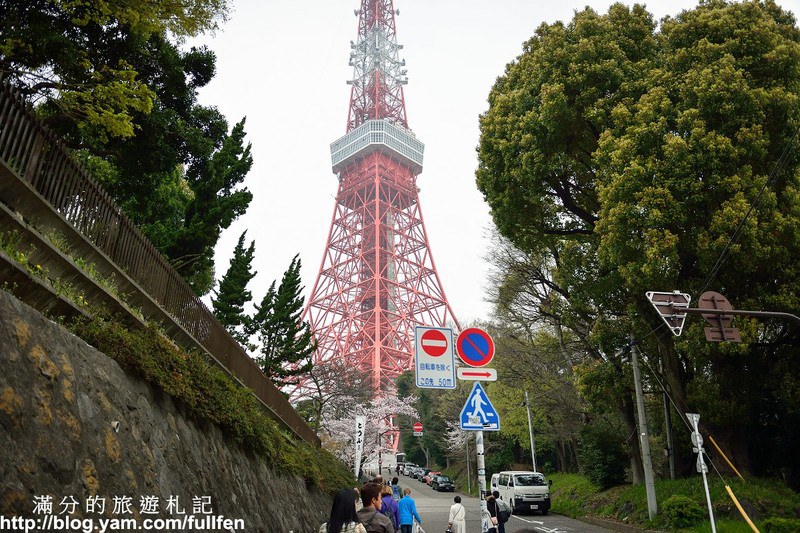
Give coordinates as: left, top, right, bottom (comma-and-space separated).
0, 82, 319, 446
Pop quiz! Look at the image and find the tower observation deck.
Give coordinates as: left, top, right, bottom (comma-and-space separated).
298, 0, 459, 396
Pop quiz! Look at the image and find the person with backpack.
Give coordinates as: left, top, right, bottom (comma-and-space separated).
380, 484, 399, 531
357, 482, 394, 533
492, 491, 511, 533
390, 477, 402, 502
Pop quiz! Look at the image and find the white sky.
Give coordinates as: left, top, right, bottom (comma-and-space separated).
195, 0, 800, 325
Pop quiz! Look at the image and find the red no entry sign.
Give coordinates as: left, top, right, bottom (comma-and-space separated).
420, 329, 448, 357
413, 422, 423, 432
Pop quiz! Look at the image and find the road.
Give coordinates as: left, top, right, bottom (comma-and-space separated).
398, 477, 613, 533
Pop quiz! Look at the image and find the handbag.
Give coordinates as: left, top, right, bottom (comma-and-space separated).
445, 529, 453, 533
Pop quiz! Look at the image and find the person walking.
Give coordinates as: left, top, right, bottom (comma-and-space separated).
397, 488, 422, 533
447, 495, 466, 533
357, 482, 394, 533
380, 484, 400, 532
320, 488, 367, 533
492, 491, 510, 533
390, 477, 402, 502
486, 493, 498, 533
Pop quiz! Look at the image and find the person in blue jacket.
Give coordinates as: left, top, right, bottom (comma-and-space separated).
397, 487, 422, 533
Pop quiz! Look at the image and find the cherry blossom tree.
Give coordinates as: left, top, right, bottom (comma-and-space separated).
320, 395, 418, 474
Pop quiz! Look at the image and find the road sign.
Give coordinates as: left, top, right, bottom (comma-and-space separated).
460, 382, 500, 431
699, 291, 741, 342
413, 422, 423, 432
420, 328, 448, 356
456, 328, 495, 367
413, 431, 423, 437
646, 291, 691, 336
414, 326, 456, 389
457, 367, 498, 382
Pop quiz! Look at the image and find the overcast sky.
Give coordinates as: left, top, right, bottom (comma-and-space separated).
194, 0, 800, 325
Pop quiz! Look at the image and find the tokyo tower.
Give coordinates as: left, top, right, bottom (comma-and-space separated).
301, 0, 458, 394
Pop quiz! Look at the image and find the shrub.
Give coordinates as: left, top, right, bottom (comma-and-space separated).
578, 422, 628, 489
661, 494, 704, 528
71, 315, 354, 493
763, 517, 800, 532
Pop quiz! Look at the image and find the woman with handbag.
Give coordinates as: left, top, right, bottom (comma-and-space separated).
447, 496, 466, 533
485, 493, 498, 533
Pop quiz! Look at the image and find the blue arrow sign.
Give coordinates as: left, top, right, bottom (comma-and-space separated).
459, 382, 500, 431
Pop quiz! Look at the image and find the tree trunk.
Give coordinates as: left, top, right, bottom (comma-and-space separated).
658, 336, 692, 475
621, 393, 644, 484
571, 438, 581, 473
556, 440, 566, 472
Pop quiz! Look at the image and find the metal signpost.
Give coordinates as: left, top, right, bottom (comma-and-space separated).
414, 326, 456, 389
688, 413, 717, 533
460, 381, 500, 533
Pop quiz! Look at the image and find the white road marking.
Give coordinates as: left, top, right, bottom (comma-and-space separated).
511, 515, 544, 525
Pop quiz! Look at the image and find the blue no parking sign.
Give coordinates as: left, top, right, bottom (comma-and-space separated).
456, 328, 495, 367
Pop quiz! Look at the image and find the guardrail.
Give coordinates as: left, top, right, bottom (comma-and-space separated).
0, 82, 319, 446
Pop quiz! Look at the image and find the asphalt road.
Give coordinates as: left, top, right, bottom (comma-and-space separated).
398, 476, 613, 533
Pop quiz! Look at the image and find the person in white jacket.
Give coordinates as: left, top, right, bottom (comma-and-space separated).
447, 496, 466, 533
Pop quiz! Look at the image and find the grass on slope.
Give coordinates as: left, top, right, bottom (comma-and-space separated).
548, 473, 800, 532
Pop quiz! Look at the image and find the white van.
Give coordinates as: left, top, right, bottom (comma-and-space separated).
491, 471, 551, 515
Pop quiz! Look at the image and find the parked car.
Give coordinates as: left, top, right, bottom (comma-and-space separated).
431, 475, 455, 492
410, 467, 424, 479
418, 468, 432, 482
402, 464, 417, 476
423, 471, 440, 485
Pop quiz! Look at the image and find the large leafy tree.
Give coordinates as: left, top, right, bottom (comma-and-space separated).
1, 0, 252, 295
1, 0, 228, 137
212, 231, 257, 346
477, 0, 800, 483
477, 3, 659, 481
249, 255, 316, 389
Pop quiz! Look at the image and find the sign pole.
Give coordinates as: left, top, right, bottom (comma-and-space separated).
476, 431, 489, 532
525, 390, 538, 472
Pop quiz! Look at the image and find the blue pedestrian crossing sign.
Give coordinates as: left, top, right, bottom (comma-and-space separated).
459, 382, 500, 431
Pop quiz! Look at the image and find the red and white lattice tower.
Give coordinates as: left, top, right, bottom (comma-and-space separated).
301, 0, 458, 399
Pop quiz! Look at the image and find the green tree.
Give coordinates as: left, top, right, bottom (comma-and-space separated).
212, 231, 257, 346
1, 0, 229, 138
249, 255, 316, 388
477, 0, 800, 484
2, 2, 251, 295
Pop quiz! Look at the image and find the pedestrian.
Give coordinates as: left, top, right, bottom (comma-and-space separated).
355, 487, 363, 511
380, 484, 400, 532
486, 493, 498, 533
320, 488, 367, 533
447, 495, 466, 533
396, 464, 401, 476
390, 477, 402, 502
492, 491, 510, 533
397, 487, 422, 533
374, 475, 384, 485
357, 482, 394, 533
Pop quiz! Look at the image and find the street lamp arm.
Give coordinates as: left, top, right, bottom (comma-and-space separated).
679, 307, 800, 326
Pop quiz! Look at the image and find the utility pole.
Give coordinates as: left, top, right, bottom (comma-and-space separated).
524, 390, 538, 472
630, 335, 658, 519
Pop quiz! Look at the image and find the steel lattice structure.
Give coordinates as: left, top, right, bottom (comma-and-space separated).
298, 0, 458, 397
